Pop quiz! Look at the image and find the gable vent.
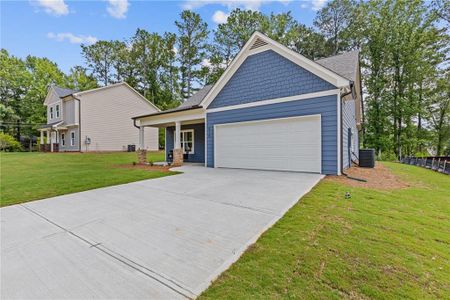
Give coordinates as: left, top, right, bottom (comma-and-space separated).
249, 38, 268, 50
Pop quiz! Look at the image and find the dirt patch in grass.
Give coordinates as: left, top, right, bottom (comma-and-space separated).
325, 162, 410, 190
114, 164, 172, 172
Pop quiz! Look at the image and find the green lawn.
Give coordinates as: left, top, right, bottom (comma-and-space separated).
0, 151, 175, 207
200, 162, 450, 299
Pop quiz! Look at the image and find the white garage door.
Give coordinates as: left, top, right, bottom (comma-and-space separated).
214, 114, 321, 173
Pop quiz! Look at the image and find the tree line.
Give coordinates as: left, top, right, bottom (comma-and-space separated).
1, 0, 449, 157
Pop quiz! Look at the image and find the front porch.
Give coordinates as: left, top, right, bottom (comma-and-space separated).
38, 122, 79, 152
135, 107, 206, 166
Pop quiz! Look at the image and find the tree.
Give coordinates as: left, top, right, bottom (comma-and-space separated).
291, 24, 332, 60
427, 72, 450, 155
81, 41, 117, 86
175, 10, 209, 99
314, 0, 356, 54
66, 66, 98, 91
129, 29, 180, 109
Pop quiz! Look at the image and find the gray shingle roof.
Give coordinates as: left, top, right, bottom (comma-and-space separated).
315, 50, 359, 82
178, 85, 213, 109
53, 86, 76, 98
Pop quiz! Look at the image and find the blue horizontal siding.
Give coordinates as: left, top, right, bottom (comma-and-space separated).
208, 50, 336, 109
166, 123, 205, 163
342, 99, 359, 169
207, 95, 338, 174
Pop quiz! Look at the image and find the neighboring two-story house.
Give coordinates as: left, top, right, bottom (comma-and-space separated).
39, 82, 159, 152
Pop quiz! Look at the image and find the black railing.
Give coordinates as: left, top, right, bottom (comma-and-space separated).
400, 156, 450, 175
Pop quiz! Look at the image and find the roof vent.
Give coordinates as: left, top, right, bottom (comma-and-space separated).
249, 38, 268, 50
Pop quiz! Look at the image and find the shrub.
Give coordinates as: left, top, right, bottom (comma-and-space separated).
0, 133, 22, 152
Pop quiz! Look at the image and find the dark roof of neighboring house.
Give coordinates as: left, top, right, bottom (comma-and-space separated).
315, 50, 359, 82
39, 121, 64, 129
53, 86, 77, 98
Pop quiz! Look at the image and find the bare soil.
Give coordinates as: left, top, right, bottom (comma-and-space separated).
326, 162, 410, 190
115, 164, 172, 172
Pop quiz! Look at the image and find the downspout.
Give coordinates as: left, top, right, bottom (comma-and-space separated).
340, 83, 367, 182
73, 96, 82, 152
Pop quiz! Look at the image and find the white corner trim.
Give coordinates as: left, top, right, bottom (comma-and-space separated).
206, 89, 340, 113
213, 125, 217, 168
337, 93, 342, 175
204, 115, 208, 167
199, 31, 350, 109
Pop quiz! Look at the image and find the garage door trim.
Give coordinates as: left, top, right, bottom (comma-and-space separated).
213, 114, 322, 173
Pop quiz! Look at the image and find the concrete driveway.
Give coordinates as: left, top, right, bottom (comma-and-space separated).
1, 165, 323, 299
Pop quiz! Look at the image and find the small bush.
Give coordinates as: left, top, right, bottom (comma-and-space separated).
0, 133, 22, 152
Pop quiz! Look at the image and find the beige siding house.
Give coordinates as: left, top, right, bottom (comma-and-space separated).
39, 83, 159, 152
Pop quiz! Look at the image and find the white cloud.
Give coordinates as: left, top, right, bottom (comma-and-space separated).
33, 0, 69, 16
106, 0, 129, 19
212, 10, 229, 24
311, 0, 327, 11
300, 3, 308, 9
47, 32, 98, 44
183, 0, 290, 11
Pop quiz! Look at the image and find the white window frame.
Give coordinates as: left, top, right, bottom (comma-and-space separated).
70, 131, 75, 146
50, 106, 54, 119
174, 129, 195, 154
61, 133, 65, 146
56, 104, 60, 118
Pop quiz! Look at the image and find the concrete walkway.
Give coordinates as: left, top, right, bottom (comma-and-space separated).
1, 166, 323, 299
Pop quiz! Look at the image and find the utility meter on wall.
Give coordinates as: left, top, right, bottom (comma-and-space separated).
85, 137, 91, 145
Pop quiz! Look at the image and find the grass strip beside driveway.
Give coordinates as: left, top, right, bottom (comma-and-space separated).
0, 151, 176, 207
200, 162, 450, 299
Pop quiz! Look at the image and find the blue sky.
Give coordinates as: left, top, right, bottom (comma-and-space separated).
1, 0, 325, 72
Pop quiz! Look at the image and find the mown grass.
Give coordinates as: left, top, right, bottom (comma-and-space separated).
200, 162, 450, 299
0, 151, 174, 207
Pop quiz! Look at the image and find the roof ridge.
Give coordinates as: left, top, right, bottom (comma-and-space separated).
315, 50, 359, 62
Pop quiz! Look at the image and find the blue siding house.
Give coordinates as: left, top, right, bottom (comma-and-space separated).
133, 32, 362, 175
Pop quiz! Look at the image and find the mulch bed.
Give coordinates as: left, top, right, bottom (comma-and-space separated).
325, 162, 410, 190
114, 164, 172, 172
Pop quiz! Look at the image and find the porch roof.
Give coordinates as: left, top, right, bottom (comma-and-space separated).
132, 85, 212, 120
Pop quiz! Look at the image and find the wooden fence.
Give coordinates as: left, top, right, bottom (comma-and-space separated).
400, 156, 450, 175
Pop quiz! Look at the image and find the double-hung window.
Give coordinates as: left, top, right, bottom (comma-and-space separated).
56, 104, 60, 118
61, 133, 65, 146
50, 107, 54, 119
175, 129, 194, 154
70, 131, 75, 146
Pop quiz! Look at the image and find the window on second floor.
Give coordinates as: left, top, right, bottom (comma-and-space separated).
50, 107, 54, 119
56, 104, 60, 118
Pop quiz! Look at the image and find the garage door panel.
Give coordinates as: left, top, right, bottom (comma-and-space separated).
215, 115, 321, 173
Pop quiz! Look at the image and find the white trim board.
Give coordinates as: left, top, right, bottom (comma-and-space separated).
337, 93, 342, 175
206, 89, 340, 113
199, 31, 350, 109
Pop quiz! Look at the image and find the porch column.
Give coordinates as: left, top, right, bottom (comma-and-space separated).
139, 126, 145, 149
50, 131, 54, 153
40, 131, 44, 144
173, 121, 183, 166
175, 121, 181, 149
136, 126, 147, 164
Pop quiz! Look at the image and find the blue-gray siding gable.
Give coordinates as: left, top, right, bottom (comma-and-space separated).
166, 123, 205, 163
207, 94, 339, 174
208, 50, 336, 109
